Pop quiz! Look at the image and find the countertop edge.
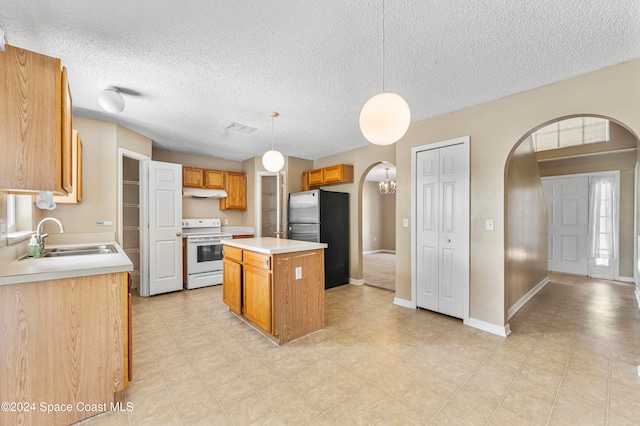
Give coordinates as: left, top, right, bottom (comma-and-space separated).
223, 237, 327, 254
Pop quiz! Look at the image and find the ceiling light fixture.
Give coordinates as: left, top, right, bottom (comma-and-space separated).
379, 167, 396, 195
262, 112, 284, 172
359, 0, 411, 146
98, 88, 125, 113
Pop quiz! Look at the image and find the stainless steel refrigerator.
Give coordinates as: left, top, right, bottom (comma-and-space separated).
288, 189, 349, 289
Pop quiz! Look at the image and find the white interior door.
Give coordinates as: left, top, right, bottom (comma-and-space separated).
542, 176, 589, 275
416, 142, 467, 319
148, 161, 183, 295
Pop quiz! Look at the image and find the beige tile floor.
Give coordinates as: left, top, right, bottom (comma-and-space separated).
79, 273, 640, 425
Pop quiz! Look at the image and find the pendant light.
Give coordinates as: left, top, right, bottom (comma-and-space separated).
379, 167, 396, 195
359, 0, 411, 146
262, 112, 285, 172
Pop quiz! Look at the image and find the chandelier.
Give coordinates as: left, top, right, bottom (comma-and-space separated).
379, 167, 396, 195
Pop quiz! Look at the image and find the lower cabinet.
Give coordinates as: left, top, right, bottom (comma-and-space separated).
243, 264, 272, 333
222, 257, 242, 315
0, 272, 128, 425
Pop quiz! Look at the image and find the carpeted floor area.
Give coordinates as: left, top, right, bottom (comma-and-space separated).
363, 251, 396, 291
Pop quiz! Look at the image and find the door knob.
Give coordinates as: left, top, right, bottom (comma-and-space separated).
447, 238, 451, 243
176, 232, 182, 236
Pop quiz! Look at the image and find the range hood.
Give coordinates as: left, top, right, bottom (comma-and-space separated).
182, 187, 228, 198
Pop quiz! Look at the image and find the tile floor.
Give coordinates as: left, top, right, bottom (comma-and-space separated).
79, 273, 640, 425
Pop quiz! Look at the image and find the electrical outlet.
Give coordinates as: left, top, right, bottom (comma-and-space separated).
403, 218, 409, 228
295, 267, 302, 280
373, 236, 377, 242
224, 219, 229, 225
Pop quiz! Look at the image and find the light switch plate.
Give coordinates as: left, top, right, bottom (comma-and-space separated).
295, 267, 302, 280
403, 218, 409, 228
485, 219, 494, 231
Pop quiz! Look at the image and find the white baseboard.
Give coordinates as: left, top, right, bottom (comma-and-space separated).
362, 249, 396, 255
508, 276, 550, 319
619, 276, 634, 283
636, 286, 640, 310
349, 278, 364, 286
465, 317, 511, 337
393, 297, 414, 309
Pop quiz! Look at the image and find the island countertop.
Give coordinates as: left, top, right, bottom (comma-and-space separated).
222, 237, 327, 255
0, 242, 133, 285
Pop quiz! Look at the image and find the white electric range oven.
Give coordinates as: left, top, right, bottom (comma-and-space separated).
182, 218, 232, 289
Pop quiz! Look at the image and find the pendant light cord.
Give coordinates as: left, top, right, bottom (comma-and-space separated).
270, 111, 279, 150
382, 0, 385, 93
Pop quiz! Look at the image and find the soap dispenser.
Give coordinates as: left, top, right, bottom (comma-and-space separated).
28, 235, 40, 258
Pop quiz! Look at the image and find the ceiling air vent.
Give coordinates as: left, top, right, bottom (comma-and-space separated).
227, 122, 257, 134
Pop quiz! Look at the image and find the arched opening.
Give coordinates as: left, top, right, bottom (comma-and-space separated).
359, 161, 397, 292
504, 114, 639, 322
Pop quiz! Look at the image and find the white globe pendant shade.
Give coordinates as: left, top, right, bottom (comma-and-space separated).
98, 88, 125, 113
359, 92, 411, 145
262, 149, 284, 172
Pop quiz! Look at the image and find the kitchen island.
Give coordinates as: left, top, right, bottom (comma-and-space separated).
0, 242, 132, 425
222, 237, 327, 344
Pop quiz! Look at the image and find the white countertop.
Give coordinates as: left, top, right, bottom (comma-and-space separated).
0, 242, 133, 285
223, 237, 327, 255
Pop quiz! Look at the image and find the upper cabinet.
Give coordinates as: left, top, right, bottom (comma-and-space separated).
220, 172, 247, 210
0, 45, 73, 195
53, 130, 83, 204
304, 164, 354, 189
204, 169, 224, 189
182, 167, 224, 189
182, 167, 204, 188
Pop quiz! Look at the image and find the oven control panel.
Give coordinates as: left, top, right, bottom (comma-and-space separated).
182, 218, 221, 228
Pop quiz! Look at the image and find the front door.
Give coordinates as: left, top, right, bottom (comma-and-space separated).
542, 176, 589, 275
416, 142, 467, 319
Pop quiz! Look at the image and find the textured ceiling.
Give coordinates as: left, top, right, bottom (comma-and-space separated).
1, 1, 639, 162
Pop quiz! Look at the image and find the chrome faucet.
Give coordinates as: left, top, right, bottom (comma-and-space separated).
36, 217, 65, 253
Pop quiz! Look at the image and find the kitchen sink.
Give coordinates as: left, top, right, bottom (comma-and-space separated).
20, 244, 117, 259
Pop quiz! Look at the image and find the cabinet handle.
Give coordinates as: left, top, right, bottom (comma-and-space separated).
264, 259, 269, 265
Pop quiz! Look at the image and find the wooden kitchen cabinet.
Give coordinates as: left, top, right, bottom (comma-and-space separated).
0, 272, 128, 425
302, 171, 310, 191
222, 245, 243, 315
183, 166, 204, 188
53, 130, 83, 204
0, 45, 73, 195
220, 171, 247, 210
305, 164, 354, 188
182, 167, 225, 189
243, 264, 272, 333
204, 169, 224, 189
308, 168, 324, 187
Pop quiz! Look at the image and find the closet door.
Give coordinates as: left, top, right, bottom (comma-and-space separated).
416, 143, 466, 319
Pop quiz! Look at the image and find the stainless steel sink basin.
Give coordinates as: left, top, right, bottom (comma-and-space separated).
44, 244, 117, 257
20, 244, 117, 259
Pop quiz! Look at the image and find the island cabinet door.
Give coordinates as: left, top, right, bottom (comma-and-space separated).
243, 264, 272, 333
223, 258, 242, 315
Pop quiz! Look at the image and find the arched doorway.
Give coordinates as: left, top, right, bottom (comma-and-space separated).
361, 161, 397, 291
505, 115, 639, 319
